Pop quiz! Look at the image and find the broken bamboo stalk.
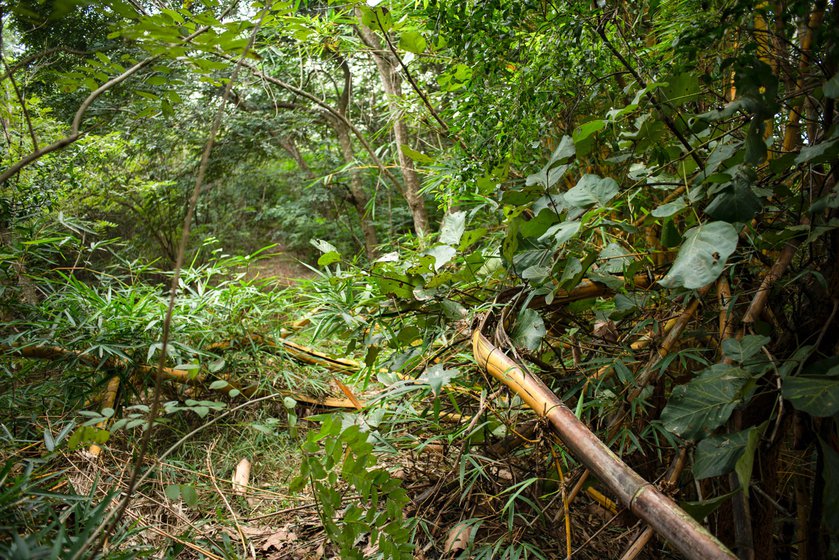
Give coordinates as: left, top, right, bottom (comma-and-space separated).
472, 328, 736, 560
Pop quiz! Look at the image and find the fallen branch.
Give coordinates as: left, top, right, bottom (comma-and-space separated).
472, 324, 735, 560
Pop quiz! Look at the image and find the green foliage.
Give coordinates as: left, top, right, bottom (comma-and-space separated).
291, 415, 413, 559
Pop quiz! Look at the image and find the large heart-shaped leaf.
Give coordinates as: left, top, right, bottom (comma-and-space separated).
513, 308, 546, 351
782, 367, 839, 417
694, 428, 753, 480
659, 221, 738, 289
661, 364, 751, 440
565, 174, 619, 208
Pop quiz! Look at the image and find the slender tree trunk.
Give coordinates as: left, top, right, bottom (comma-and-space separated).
334, 121, 379, 260
355, 21, 429, 238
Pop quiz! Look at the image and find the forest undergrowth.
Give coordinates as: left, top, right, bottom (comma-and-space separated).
2, 1, 839, 559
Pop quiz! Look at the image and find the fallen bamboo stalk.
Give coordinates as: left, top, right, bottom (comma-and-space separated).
89, 375, 121, 457
472, 328, 735, 560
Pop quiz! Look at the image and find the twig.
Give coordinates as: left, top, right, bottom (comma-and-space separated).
206, 440, 251, 558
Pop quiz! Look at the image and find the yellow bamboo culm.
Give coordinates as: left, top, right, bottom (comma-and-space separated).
89, 375, 120, 458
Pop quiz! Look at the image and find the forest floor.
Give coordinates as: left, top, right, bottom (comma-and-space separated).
244, 254, 314, 286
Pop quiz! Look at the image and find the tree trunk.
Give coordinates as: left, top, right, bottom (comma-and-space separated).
334, 121, 379, 260
355, 20, 429, 238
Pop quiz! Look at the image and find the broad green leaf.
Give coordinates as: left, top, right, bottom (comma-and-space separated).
512, 309, 546, 351
209, 380, 229, 390
192, 406, 210, 418
573, 120, 606, 144
598, 243, 633, 273
317, 251, 341, 266
660, 364, 751, 440
180, 484, 198, 507
680, 491, 738, 522
401, 144, 433, 164
398, 30, 426, 54
539, 220, 581, 246
659, 221, 738, 289
795, 138, 839, 165
652, 197, 686, 218
208, 358, 226, 373
694, 428, 753, 480
283, 397, 297, 409
705, 181, 762, 223
439, 211, 466, 246
721, 335, 770, 362
420, 364, 459, 396
565, 174, 619, 208
782, 368, 839, 417
425, 245, 457, 271
359, 7, 393, 31
164, 484, 180, 501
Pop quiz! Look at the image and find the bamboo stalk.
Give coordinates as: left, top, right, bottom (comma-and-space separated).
472, 329, 736, 560
89, 375, 121, 458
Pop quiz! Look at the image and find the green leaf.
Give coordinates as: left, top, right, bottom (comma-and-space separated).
721, 335, 770, 362
439, 211, 466, 246
208, 358, 226, 373
209, 380, 229, 390
180, 484, 198, 507
652, 197, 686, 218
283, 397, 297, 409
164, 484, 181, 501
565, 174, 619, 208
317, 251, 341, 266
420, 364, 459, 396
539, 220, 581, 246
512, 309, 546, 352
401, 144, 433, 164
660, 364, 751, 440
694, 428, 753, 480
680, 491, 738, 522
398, 30, 426, 54
44, 430, 55, 452
311, 238, 338, 254
782, 367, 839, 417
705, 181, 762, 223
734, 425, 762, 493
359, 7, 393, 31
659, 221, 738, 289
424, 245, 457, 271
192, 406, 210, 418
744, 119, 768, 164
573, 120, 606, 144
795, 138, 839, 165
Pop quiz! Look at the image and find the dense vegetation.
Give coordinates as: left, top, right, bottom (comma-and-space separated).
1, 0, 838, 558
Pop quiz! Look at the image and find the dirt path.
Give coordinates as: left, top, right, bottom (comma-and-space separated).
245, 253, 314, 286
